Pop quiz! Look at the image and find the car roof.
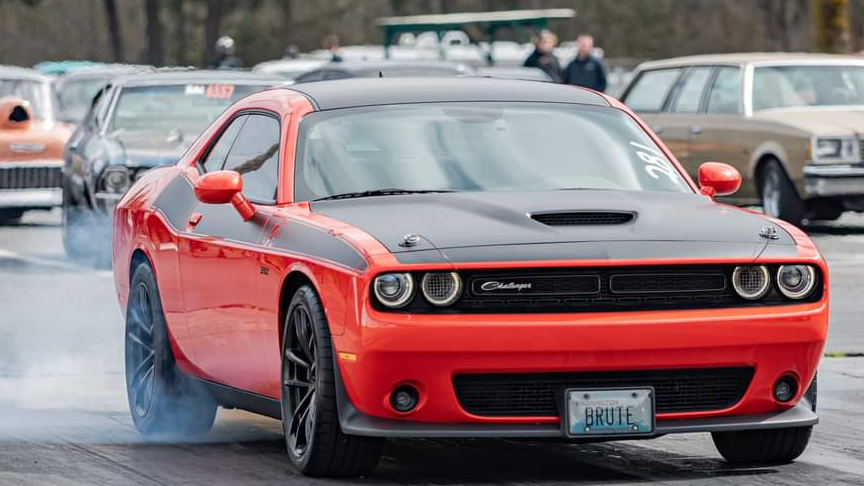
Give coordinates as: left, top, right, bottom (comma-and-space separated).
285, 77, 608, 110
57, 64, 153, 80
639, 52, 864, 70
112, 69, 285, 87
319, 60, 470, 73
0, 65, 51, 83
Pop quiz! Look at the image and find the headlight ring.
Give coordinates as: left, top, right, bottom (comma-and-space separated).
373, 273, 414, 308
776, 265, 816, 299
421, 272, 462, 306
732, 265, 771, 300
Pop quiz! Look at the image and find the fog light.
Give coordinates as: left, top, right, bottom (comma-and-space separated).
773, 376, 798, 402
390, 385, 419, 413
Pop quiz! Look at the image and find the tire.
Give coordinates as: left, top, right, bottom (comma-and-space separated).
807, 200, 844, 222
281, 285, 385, 477
759, 159, 806, 226
712, 426, 812, 465
0, 209, 24, 224
125, 261, 217, 437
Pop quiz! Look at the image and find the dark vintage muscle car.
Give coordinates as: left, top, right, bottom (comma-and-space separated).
62, 70, 283, 257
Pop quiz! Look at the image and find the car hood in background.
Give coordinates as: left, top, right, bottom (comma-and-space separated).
109, 129, 194, 168
752, 107, 864, 136
311, 190, 798, 264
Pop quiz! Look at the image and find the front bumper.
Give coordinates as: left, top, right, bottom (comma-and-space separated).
803, 165, 864, 197
334, 301, 828, 436
0, 188, 62, 209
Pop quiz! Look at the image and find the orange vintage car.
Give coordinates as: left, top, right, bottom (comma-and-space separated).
0, 66, 73, 223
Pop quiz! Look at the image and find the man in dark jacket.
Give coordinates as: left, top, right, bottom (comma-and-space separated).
563, 34, 607, 92
523, 30, 562, 83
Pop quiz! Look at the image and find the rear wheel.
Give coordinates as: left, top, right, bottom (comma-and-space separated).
712, 426, 813, 464
125, 261, 217, 436
760, 159, 806, 226
281, 285, 384, 477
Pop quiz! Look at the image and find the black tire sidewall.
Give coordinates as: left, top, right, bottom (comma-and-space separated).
761, 160, 805, 225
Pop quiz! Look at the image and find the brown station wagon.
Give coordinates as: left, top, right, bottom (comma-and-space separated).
620, 53, 864, 225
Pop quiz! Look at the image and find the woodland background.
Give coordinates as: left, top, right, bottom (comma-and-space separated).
0, 0, 861, 68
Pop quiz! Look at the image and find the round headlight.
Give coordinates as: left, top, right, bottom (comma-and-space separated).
421, 272, 462, 306
732, 265, 770, 300
777, 265, 816, 299
101, 167, 131, 193
373, 273, 414, 308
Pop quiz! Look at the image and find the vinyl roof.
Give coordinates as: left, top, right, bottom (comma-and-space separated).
639, 52, 864, 69
286, 77, 608, 110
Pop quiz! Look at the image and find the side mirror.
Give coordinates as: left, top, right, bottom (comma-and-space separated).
0, 96, 32, 130
193, 170, 255, 220
698, 162, 741, 197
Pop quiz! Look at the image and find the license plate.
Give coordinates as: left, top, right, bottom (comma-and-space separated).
565, 387, 655, 437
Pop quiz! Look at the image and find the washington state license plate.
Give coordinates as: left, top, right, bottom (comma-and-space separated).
565, 388, 655, 437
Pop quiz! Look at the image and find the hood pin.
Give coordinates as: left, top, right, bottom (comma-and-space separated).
759, 226, 779, 240
400, 234, 420, 247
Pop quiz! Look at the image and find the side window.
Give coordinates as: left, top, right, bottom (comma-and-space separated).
223, 114, 280, 203
706, 67, 742, 115
294, 70, 324, 84
324, 70, 352, 80
621, 69, 681, 112
199, 115, 246, 173
671, 67, 712, 113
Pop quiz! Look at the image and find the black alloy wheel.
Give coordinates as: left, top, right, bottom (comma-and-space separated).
280, 285, 384, 477
125, 261, 217, 436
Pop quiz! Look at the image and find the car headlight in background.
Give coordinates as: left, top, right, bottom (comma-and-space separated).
100, 166, 132, 193
776, 265, 816, 299
373, 273, 414, 308
421, 272, 462, 306
732, 265, 770, 300
811, 136, 859, 163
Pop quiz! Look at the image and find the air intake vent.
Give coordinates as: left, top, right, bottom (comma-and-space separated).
530, 211, 634, 226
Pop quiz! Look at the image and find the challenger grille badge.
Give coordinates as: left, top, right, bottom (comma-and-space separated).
759, 226, 779, 240
400, 233, 421, 247
480, 281, 533, 292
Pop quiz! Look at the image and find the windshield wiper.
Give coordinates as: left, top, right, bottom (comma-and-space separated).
313, 188, 454, 201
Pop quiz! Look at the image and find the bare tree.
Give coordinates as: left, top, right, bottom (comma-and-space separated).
103, 0, 124, 62
203, 0, 224, 67
144, 0, 165, 65
168, 0, 187, 65
813, 0, 850, 52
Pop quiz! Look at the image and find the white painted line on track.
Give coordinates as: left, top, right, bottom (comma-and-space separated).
0, 248, 112, 278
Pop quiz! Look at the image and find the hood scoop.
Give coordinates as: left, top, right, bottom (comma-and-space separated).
530, 211, 635, 226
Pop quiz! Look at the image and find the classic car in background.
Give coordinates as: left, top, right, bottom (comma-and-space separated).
54, 64, 153, 124
62, 70, 283, 257
0, 66, 73, 223
620, 53, 864, 225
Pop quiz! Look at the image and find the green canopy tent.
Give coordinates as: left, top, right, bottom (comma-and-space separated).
377, 9, 576, 65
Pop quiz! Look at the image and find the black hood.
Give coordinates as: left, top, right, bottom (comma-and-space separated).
108, 129, 194, 168
310, 190, 798, 264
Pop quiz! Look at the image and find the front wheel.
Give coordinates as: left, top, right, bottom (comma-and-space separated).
712, 426, 812, 464
125, 261, 217, 436
760, 159, 806, 226
280, 285, 384, 477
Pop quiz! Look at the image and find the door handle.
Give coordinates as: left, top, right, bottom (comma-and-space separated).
691, 125, 703, 135
652, 125, 663, 134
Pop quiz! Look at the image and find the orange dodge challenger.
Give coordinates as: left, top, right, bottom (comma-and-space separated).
111, 78, 828, 477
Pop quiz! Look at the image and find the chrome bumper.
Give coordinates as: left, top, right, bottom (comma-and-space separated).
0, 159, 64, 209
0, 188, 62, 208
803, 165, 864, 197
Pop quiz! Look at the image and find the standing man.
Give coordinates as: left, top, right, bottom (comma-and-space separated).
323, 34, 343, 63
209, 36, 244, 69
563, 34, 607, 92
523, 30, 562, 83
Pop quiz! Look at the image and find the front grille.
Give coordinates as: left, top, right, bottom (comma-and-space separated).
453, 367, 754, 417
531, 211, 634, 226
0, 165, 63, 190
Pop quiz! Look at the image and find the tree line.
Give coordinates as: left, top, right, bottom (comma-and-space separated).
0, 0, 860, 68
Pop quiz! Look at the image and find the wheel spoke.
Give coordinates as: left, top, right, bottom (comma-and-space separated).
127, 331, 153, 351
132, 365, 154, 409
285, 349, 310, 368
294, 310, 313, 362
132, 350, 154, 378
284, 378, 311, 388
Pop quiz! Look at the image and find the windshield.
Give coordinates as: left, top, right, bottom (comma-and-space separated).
0, 79, 53, 120
109, 83, 269, 134
753, 65, 864, 110
56, 77, 109, 122
294, 103, 690, 201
